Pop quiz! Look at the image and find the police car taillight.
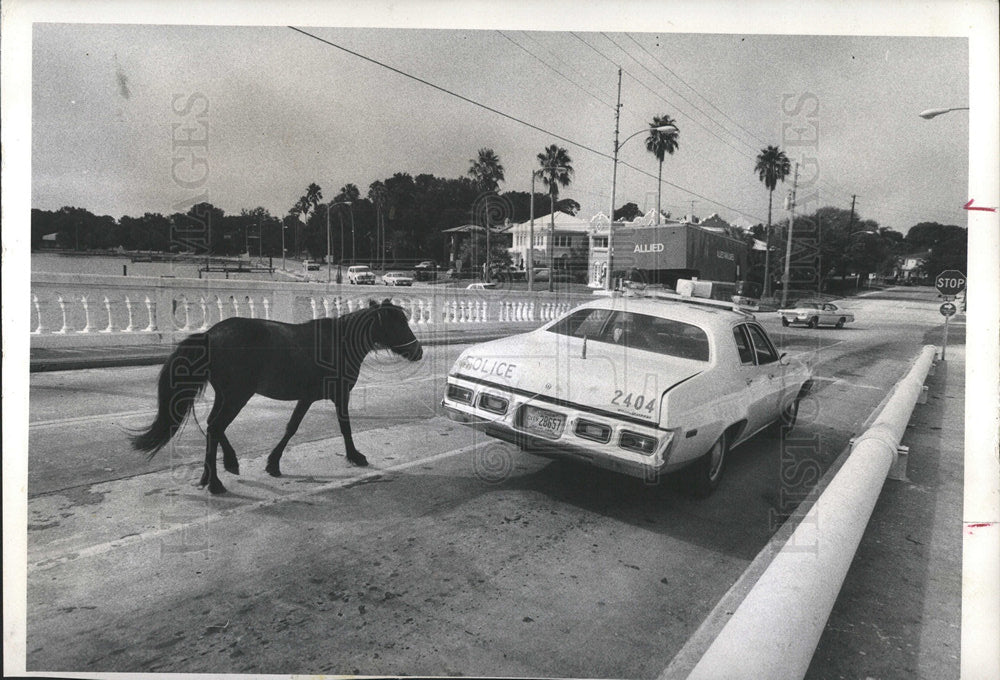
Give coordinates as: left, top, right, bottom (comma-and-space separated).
447, 384, 474, 404
574, 420, 612, 443
619, 430, 657, 455
478, 393, 509, 415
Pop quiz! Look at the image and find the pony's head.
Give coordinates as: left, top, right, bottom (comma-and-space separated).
370, 299, 423, 361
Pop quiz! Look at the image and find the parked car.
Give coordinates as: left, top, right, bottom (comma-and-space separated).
347, 265, 376, 285
442, 290, 812, 497
382, 271, 414, 286
778, 301, 855, 328
414, 260, 440, 281
532, 268, 574, 283
466, 282, 498, 290
303, 260, 321, 271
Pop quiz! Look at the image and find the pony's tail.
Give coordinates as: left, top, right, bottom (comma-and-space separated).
131, 333, 211, 457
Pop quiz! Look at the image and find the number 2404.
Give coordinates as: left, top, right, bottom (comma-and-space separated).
612, 390, 656, 413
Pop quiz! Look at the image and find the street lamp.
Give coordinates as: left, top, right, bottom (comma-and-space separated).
329, 201, 352, 284
918, 107, 969, 119
529, 166, 568, 292
606, 124, 678, 291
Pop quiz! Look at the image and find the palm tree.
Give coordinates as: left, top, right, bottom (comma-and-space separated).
537, 145, 574, 291
337, 183, 361, 204
754, 146, 791, 297
368, 181, 388, 269
645, 115, 679, 224
304, 183, 323, 212
291, 196, 312, 256
468, 148, 505, 278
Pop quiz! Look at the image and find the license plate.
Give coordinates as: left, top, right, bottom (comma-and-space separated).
521, 406, 565, 439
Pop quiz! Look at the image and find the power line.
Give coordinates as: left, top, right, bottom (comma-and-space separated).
602, 32, 763, 157
290, 26, 768, 224
623, 33, 770, 149
288, 26, 609, 160
576, 31, 757, 162
514, 31, 618, 110
496, 31, 616, 111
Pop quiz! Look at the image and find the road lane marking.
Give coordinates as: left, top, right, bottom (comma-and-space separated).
28, 440, 483, 573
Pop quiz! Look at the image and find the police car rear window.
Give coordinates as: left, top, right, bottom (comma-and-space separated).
547, 309, 710, 361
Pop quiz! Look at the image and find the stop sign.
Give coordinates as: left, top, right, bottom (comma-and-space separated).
935, 270, 967, 296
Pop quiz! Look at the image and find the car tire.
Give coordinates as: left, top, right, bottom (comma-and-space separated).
781, 317, 790, 327
808, 316, 819, 329
682, 431, 728, 498
769, 394, 801, 436
835, 317, 845, 329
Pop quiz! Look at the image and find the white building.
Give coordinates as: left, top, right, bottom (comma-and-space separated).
505, 210, 593, 272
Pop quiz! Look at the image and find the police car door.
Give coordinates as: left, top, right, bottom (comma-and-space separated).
744, 322, 784, 431
732, 324, 774, 434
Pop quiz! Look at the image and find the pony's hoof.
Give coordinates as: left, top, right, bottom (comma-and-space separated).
208, 480, 228, 495
347, 452, 369, 467
265, 463, 282, 477
224, 461, 240, 475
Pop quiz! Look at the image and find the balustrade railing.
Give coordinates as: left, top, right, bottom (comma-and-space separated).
29, 273, 587, 348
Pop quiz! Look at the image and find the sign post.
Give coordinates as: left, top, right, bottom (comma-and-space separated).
935, 270, 966, 361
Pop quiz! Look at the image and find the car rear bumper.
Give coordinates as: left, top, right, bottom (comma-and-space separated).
442, 377, 680, 481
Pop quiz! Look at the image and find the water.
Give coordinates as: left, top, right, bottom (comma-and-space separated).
31, 252, 295, 282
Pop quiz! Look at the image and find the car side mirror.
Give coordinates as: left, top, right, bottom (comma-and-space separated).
779, 352, 790, 366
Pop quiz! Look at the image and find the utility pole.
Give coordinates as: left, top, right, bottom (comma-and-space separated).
605, 67, 623, 291
847, 194, 857, 232
780, 162, 800, 308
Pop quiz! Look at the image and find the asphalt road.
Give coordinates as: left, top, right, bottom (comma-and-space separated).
24, 287, 956, 676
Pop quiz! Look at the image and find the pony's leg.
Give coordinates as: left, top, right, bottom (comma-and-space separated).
219, 434, 239, 475
333, 387, 368, 467
201, 391, 252, 494
265, 399, 313, 477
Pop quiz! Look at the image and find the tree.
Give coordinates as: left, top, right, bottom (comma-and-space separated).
305, 183, 323, 213
556, 198, 581, 216
468, 148, 506, 276
754, 145, 792, 297
537, 144, 574, 291
614, 202, 642, 222
908, 223, 967, 280
645, 115, 679, 225
336, 183, 361, 204
368, 181, 388, 268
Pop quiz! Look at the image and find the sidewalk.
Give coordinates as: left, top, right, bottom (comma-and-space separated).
29, 321, 540, 372
805, 344, 965, 679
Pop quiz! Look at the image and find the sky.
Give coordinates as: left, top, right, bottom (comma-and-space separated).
29, 20, 970, 235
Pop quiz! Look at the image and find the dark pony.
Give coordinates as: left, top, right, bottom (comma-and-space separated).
131, 299, 423, 494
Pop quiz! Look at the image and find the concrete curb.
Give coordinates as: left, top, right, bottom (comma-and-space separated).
683, 345, 938, 680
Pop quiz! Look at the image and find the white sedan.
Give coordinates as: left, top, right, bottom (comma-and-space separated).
382, 271, 414, 286
442, 291, 812, 497
778, 301, 855, 328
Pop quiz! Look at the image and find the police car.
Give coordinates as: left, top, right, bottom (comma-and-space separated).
442, 287, 812, 496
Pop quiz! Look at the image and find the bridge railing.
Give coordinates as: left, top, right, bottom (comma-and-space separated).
29, 273, 594, 348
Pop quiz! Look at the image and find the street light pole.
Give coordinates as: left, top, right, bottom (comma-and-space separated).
330, 201, 352, 284
780, 161, 800, 308
326, 205, 332, 283
605, 122, 679, 291
529, 170, 537, 292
